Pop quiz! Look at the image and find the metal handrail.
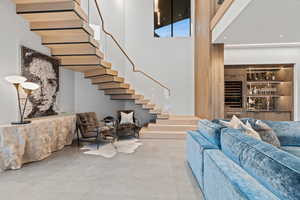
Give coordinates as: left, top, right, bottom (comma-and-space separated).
93, 0, 171, 96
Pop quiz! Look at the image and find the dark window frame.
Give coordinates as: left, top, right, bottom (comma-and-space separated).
154, 0, 191, 38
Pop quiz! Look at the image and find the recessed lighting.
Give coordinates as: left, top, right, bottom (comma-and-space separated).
280, 34, 284, 38
224, 36, 227, 40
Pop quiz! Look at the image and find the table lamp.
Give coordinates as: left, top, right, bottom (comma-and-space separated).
5, 75, 40, 125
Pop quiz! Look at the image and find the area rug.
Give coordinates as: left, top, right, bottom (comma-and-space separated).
80, 138, 142, 158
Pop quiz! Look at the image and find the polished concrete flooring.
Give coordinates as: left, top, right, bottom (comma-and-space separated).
0, 139, 203, 200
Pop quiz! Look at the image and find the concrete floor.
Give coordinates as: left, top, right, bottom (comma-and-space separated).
0, 139, 204, 200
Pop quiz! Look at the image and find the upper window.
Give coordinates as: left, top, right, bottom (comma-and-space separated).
154, 0, 191, 38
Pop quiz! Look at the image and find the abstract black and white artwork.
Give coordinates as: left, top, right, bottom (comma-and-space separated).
21, 46, 60, 118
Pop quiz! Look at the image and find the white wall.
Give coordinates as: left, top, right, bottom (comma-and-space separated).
123, 0, 195, 115
75, 0, 126, 119
0, 0, 49, 124
225, 46, 300, 120
0, 0, 75, 124
74, 73, 124, 119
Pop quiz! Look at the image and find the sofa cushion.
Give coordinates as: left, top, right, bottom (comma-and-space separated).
254, 120, 281, 147
204, 150, 280, 200
262, 120, 300, 146
281, 146, 300, 158
197, 120, 224, 147
186, 131, 218, 189
221, 128, 300, 200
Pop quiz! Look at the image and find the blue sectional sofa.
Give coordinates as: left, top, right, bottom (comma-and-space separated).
187, 119, 300, 200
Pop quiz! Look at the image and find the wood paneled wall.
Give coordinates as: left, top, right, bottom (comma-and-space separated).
194, 0, 225, 119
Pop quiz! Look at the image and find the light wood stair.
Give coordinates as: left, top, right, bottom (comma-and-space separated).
13, 0, 171, 129
140, 115, 200, 140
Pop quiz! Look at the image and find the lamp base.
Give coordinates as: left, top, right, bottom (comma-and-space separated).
11, 121, 31, 125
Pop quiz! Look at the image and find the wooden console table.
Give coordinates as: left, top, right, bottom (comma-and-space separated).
0, 114, 76, 171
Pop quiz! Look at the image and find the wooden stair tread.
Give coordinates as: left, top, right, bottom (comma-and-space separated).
30, 20, 94, 36
55, 55, 101, 65
91, 76, 124, 84
135, 99, 150, 105
110, 95, 139, 100
85, 69, 118, 77
105, 89, 135, 95
64, 66, 101, 72
98, 83, 130, 90
16, 1, 87, 22
143, 104, 156, 109
13, 0, 80, 5
156, 119, 198, 125
46, 43, 102, 58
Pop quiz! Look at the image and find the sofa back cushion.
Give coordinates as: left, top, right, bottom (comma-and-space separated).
263, 120, 300, 146
197, 120, 223, 147
221, 128, 300, 200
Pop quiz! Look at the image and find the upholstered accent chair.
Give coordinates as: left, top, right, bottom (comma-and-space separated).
76, 112, 116, 149
116, 110, 141, 139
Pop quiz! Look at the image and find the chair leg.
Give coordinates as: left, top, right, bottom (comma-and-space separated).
76, 127, 80, 147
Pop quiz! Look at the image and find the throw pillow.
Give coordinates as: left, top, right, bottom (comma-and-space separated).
120, 112, 134, 125
219, 115, 244, 129
254, 120, 281, 147
242, 121, 262, 141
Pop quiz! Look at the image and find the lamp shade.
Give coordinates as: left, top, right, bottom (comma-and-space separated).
21, 82, 40, 91
5, 75, 27, 84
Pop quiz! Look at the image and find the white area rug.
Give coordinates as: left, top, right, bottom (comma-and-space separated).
80, 138, 142, 158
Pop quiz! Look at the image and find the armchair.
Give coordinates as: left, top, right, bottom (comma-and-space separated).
76, 112, 116, 149
116, 110, 141, 139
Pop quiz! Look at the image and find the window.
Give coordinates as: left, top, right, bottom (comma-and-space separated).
154, 0, 191, 38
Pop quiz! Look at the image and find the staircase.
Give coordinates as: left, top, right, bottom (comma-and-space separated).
12, 0, 199, 139
141, 115, 199, 139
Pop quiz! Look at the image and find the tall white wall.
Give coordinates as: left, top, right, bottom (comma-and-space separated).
123, 0, 195, 115
0, 0, 76, 124
75, 0, 126, 119
225, 46, 300, 120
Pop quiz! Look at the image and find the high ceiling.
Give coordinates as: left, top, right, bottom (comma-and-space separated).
212, 0, 300, 45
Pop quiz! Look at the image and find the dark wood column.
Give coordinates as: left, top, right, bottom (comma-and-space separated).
194, 0, 224, 119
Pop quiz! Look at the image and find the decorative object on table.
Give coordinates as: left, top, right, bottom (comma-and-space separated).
4, 75, 40, 125
81, 138, 142, 158
21, 46, 60, 118
117, 110, 141, 139
76, 112, 116, 149
0, 114, 76, 171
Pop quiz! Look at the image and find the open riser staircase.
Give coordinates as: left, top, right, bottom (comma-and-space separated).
12, 0, 198, 139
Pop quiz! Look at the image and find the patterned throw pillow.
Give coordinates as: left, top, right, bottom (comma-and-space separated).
254, 120, 281, 147
120, 112, 134, 125
219, 115, 244, 129
220, 116, 261, 140
243, 121, 262, 141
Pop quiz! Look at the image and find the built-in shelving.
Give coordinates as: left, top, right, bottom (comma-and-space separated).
224, 64, 294, 121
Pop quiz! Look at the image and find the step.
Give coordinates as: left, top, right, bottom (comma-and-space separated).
157, 113, 170, 119
135, 95, 144, 100
143, 104, 156, 110
100, 60, 112, 69
30, 19, 94, 36
91, 76, 124, 84
64, 65, 101, 72
110, 95, 139, 100
98, 83, 130, 90
169, 115, 199, 119
156, 119, 199, 125
55, 55, 101, 66
42, 35, 99, 49
135, 99, 150, 105
46, 43, 103, 58
13, 0, 80, 4
16, 1, 87, 22
147, 124, 197, 132
149, 109, 162, 115
140, 128, 186, 140
105, 89, 135, 95
84, 68, 118, 78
